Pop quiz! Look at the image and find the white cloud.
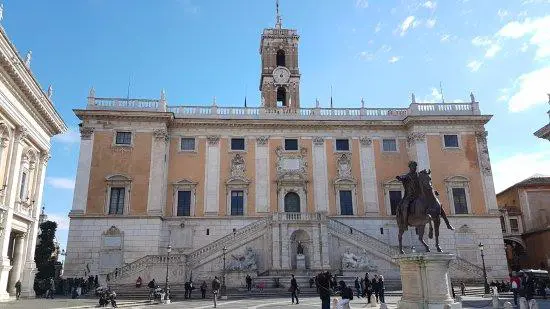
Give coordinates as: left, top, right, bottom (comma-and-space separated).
52, 127, 80, 144
426, 19, 437, 28
355, 0, 369, 8
492, 149, 550, 193
521, 42, 529, 52
497, 15, 550, 59
46, 213, 70, 231
388, 56, 401, 63
374, 22, 382, 33
422, 1, 437, 9
467, 60, 483, 72
507, 66, 550, 112
440, 34, 451, 42
485, 44, 502, 58
400, 16, 417, 36
358, 51, 375, 61
471, 36, 493, 46
497, 9, 509, 19
46, 177, 75, 190
358, 45, 392, 61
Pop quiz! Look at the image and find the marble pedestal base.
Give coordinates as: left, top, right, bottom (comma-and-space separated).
296, 254, 306, 270
396, 253, 461, 309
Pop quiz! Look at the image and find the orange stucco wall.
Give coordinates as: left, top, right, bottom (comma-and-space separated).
523, 230, 550, 269
87, 131, 152, 215
374, 138, 409, 216
496, 188, 520, 209
426, 134, 486, 214
166, 136, 206, 216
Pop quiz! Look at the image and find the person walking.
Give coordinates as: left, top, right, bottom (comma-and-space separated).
148, 279, 156, 300
316, 271, 332, 309
354, 277, 361, 298
337, 281, 354, 309
15, 280, 22, 300
372, 275, 379, 303
309, 277, 314, 288
378, 275, 385, 303
200, 281, 207, 299
460, 281, 466, 296
246, 274, 252, 292
363, 272, 372, 303
290, 274, 299, 304
212, 276, 221, 308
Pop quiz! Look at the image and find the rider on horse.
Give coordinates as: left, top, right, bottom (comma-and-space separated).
396, 161, 454, 231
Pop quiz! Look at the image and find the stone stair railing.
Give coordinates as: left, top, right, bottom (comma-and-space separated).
186, 217, 271, 266
327, 219, 483, 276
107, 254, 186, 283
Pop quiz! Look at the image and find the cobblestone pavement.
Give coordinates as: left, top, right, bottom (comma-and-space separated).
2, 295, 549, 309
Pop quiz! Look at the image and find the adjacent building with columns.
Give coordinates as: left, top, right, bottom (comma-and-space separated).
64, 15, 508, 286
0, 27, 67, 299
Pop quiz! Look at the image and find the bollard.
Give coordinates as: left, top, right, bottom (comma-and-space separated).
519, 297, 528, 309
504, 301, 512, 309
528, 299, 538, 309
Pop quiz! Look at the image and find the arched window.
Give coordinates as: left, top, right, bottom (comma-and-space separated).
277, 87, 287, 107
284, 192, 300, 212
276, 49, 286, 67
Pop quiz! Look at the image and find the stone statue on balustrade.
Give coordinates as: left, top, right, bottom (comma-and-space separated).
395, 161, 454, 254
341, 249, 377, 271
227, 247, 257, 271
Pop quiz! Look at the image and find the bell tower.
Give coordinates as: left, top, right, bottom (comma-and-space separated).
259, 0, 300, 109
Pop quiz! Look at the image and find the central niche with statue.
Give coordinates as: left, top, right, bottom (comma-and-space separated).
290, 230, 310, 270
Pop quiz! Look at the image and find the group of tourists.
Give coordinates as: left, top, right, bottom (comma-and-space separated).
355, 273, 385, 304
510, 271, 550, 304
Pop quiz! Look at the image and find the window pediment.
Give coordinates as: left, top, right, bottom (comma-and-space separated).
444, 175, 470, 184
106, 174, 132, 183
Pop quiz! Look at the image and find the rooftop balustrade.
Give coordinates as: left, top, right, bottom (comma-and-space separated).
86, 95, 481, 120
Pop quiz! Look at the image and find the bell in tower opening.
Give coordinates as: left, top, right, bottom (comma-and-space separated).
259, 0, 301, 109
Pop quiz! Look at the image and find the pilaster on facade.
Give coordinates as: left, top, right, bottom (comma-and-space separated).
359, 137, 378, 215
204, 135, 221, 215
70, 126, 95, 215
147, 128, 169, 216
312, 137, 329, 213
475, 131, 498, 214
255, 136, 270, 213
407, 132, 430, 171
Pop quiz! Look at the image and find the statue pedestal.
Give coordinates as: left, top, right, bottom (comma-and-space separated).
396, 253, 461, 309
296, 254, 306, 270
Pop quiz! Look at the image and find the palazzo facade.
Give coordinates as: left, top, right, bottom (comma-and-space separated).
0, 27, 67, 299
64, 16, 508, 286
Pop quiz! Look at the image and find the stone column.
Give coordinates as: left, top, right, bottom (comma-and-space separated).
70, 126, 94, 215
204, 136, 220, 215
20, 153, 49, 297
320, 223, 330, 269
475, 131, 498, 214
312, 137, 329, 213
147, 129, 169, 216
7, 233, 26, 293
311, 225, 321, 269
280, 223, 290, 270
0, 127, 26, 300
359, 137, 378, 215
407, 132, 430, 171
255, 136, 270, 213
271, 222, 281, 269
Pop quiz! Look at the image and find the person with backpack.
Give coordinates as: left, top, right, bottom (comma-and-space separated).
212, 276, 221, 308
337, 280, 353, 309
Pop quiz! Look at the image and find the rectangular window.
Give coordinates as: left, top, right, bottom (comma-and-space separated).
382, 139, 397, 152
115, 132, 132, 145
19, 172, 27, 200
389, 190, 402, 215
230, 191, 244, 216
177, 190, 191, 216
452, 188, 468, 214
500, 216, 506, 233
444, 134, 459, 148
180, 138, 195, 151
109, 187, 125, 215
285, 138, 298, 151
510, 218, 519, 233
339, 190, 353, 215
335, 139, 350, 151
231, 138, 245, 151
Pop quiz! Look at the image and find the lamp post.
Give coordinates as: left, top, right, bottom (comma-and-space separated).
478, 242, 490, 294
164, 245, 172, 303
221, 246, 227, 297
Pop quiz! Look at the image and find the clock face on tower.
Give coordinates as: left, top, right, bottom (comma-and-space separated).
272, 66, 291, 85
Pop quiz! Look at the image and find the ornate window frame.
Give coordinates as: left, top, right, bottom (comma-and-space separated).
105, 174, 132, 215
112, 130, 134, 148
18, 148, 37, 203
230, 137, 247, 152
444, 175, 472, 215
283, 137, 300, 152
279, 188, 306, 213
225, 153, 250, 216
172, 179, 198, 217
333, 153, 357, 215
334, 138, 351, 153
383, 179, 404, 216
442, 133, 461, 150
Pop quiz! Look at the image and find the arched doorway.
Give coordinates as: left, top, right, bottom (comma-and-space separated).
284, 192, 300, 212
504, 239, 527, 271
290, 229, 310, 269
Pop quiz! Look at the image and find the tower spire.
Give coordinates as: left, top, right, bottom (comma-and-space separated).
275, 0, 282, 29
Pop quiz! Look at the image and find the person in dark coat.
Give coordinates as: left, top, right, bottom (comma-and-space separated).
200, 281, 207, 299
354, 277, 361, 297
309, 277, 315, 288
378, 275, 386, 303
372, 275, 379, 303
315, 271, 332, 309
363, 272, 372, 303
246, 275, 252, 292
290, 274, 299, 304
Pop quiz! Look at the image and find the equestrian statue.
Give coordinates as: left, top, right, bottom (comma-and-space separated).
395, 161, 454, 254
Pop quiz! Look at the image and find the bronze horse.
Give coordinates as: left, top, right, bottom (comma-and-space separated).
396, 170, 444, 254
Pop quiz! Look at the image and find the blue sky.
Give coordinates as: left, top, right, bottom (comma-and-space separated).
3, 0, 550, 251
